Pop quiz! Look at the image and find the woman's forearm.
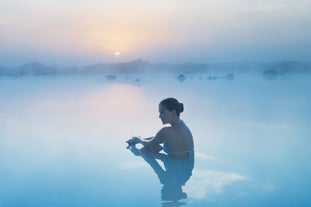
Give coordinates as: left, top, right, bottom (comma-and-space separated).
140, 137, 154, 146
143, 137, 154, 141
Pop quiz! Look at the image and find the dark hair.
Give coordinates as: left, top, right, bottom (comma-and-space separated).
159, 98, 184, 117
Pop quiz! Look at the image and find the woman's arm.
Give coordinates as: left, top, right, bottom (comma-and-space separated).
127, 128, 167, 147
143, 137, 154, 141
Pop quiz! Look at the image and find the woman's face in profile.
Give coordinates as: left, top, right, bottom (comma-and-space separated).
158, 104, 173, 124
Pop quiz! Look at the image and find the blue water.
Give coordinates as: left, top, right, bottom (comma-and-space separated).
0, 73, 310, 207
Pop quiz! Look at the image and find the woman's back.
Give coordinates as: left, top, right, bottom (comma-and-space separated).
163, 120, 194, 155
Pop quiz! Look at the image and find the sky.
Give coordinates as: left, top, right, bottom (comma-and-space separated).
1, 0, 311, 66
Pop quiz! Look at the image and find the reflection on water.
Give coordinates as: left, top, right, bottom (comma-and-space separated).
127, 146, 194, 207
0, 74, 311, 206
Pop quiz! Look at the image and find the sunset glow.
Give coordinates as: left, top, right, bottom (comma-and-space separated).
114, 51, 121, 56
0, 0, 310, 66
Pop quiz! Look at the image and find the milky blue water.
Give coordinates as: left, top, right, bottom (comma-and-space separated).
1, 73, 310, 207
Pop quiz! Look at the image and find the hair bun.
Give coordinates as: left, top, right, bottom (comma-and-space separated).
159, 98, 184, 117
179, 103, 184, 113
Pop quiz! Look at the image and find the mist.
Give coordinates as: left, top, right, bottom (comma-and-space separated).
1, 67, 311, 206
1, 0, 311, 206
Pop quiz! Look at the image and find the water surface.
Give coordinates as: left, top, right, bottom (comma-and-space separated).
1, 73, 310, 206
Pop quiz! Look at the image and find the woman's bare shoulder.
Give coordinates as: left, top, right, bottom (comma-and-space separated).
152, 127, 170, 143
158, 126, 171, 134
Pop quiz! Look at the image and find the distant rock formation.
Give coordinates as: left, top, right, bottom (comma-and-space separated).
177, 74, 186, 82
106, 75, 117, 81
226, 73, 235, 80
262, 69, 279, 80
207, 76, 218, 80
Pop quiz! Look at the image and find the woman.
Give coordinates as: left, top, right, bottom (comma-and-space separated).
127, 98, 194, 158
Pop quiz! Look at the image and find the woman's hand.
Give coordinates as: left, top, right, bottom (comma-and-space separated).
126, 136, 141, 146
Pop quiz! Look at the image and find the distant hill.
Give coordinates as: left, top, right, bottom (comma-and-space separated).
267, 61, 311, 74
0, 60, 310, 76
0, 62, 57, 76
84, 59, 151, 74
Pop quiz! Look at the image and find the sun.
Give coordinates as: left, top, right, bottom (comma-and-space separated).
114, 51, 121, 57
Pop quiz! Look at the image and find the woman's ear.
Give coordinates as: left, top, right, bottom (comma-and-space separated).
172, 109, 177, 116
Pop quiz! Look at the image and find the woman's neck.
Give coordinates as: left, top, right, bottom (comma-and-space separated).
171, 117, 181, 126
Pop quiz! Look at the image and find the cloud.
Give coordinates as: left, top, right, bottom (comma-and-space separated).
185, 170, 249, 199
195, 152, 217, 161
